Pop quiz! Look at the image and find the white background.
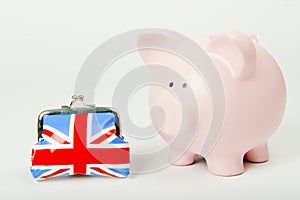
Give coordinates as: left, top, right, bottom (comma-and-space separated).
0, 0, 299, 199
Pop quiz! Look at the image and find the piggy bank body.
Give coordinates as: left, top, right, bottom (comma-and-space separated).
139, 30, 286, 176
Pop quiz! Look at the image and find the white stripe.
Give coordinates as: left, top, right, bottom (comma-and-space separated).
68, 114, 75, 144
32, 165, 73, 170
104, 132, 119, 143
43, 125, 70, 143
87, 135, 129, 148
88, 169, 111, 177
33, 141, 73, 149
87, 143, 129, 148
32, 165, 73, 180
87, 164, 129, 177
90, 126, 116, 143
88, 164, 130, 168
87, 113, 93, 145
41, 134, 63, 145
34, 134, 73, 149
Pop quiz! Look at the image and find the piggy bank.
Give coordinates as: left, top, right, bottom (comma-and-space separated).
138, 30, 286, 176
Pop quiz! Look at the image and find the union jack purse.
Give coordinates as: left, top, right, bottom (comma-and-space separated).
30, 95, 130, 180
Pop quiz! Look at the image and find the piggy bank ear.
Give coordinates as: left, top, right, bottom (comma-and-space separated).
207, 30, 257, 79
137, 30, 183, 64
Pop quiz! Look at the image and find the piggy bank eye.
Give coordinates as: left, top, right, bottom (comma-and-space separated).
182, 83, 187, 88
169, 82, 174, 87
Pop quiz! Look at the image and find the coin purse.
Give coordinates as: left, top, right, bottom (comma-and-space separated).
30, 96, 130, 180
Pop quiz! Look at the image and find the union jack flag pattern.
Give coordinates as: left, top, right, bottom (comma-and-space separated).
30, 112, 130, 180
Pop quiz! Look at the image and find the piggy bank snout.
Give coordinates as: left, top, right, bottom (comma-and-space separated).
149, 89, 199, 142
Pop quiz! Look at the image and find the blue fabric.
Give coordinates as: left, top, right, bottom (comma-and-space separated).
43, 114, 71, 136
91, 113, 116, 136
108, 168, 130, 177
30, 168, 51, 179
109, 137, 127, 144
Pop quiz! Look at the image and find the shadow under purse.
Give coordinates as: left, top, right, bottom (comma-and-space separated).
30, 95, 130, 180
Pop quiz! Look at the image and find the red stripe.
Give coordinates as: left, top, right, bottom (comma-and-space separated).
90, 167, 117, 178
41, 168, 69, 179
32, 147, 130, 165
90, 129, 116, 144
42, 129, 70, 144
73, 114, 88, 174
90, 133, 110, 144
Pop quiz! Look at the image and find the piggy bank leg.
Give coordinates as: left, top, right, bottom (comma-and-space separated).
205, 152, 244, 176
169, 149, 195, 166
245, 143, 269, 163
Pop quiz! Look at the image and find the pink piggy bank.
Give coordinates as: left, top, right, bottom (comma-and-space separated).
138, 30, 286, 176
